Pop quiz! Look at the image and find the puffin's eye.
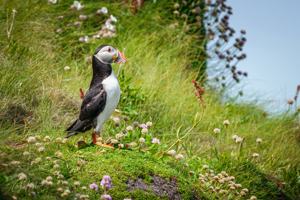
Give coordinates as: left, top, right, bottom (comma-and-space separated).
107, 48, 111, 52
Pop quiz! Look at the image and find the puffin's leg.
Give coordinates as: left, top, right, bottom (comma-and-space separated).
92, 133, 97, 144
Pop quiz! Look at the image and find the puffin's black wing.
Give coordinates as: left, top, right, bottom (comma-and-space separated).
66, 84, 106, 135
79, 84, 107, 121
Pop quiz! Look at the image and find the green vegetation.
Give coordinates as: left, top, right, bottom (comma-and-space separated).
0, 0, 300, 199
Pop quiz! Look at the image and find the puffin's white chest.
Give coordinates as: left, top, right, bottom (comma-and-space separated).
95, 71, 120, 132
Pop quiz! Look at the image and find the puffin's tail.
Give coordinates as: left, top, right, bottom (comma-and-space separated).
65, 118, 93, 138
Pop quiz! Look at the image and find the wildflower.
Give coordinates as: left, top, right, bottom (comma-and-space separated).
232, 135, 238, 140
113, 117, 119, 122
97, 137, 102, 143
35, 157, 42, 163
61, 193, 68, 198
62, 181, 68, 186
242, 188, 249, 193
223, 120, 230, 125
175, 154, 184, 161
173, 10, 179, 15
97, 9, 103, 14
49, 0, 57, 3
29, 192, 36, 198
12, 196, 17, 200
54, 160, 59, 164
110, 15, 117, 22
62, 138, 68, 143
74, 181, 80, 187
167, 150, 176, 156
122, 129, 127, 134
253, 153, 259, 158
79, 195, 85, 199
116, 134, 122, 140
84, 36, 89, 43
181, 14, 188, 19
189, 171, 195, 175
74, 21, 81, 26
105, 22, 115, 31
57, 152, 63, 158
101, 195, 112, 200
64, 189, 70, 194
114, 122, 120, 127
58, 174, 64, 179
47, 181, 53, 186
250, 196, 257, 200
27, 183, 35, 189
79, 15, 88, 21
240, 191, 246, 197
57, 29, 63, 34
140, 124, 147, 129
152, 138, 160, 144
100, 150, 106, 154
41, 180, 48, 186
203, 165, 209, 170
146, 122, 152, 127
82, 186, 87, 191
141, 128, 148, 135
111, 139, 118, 144
70, 4, 76, 9
28, 137, 36, 144
118, 144, 124, 148
230, 176, 235, 181
56, 137, 62, 143
139, 138, 145, 143
287, 99, 294, 105
31, 161, 36, 165
46, 176, 52, 181
123, 116, 129, 121
236, 137, 243, 143
38, 147, 45, 153
53, 164, 59, 169
256, 138, 262, 143
23, 151, 30, 156
58, 16, 63, 20
18, 173, 27, 180
89, 183, 99, 190
101, 7, 108, 14
130, 142, 137, 147
174, 3, 180, 9
57, 180, 62, 185
44, 136, 51, 142
133, 122, 139, 128
214, 128, 220, 134
35, 135, 41, 140
235, 183, 242, 188
77, 5, 83, 11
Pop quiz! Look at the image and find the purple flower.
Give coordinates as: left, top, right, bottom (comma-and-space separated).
77, 6, 83, 11
97, 9, 103, 14
76, 194, 81, 197
140, 124, 147, 129
79, 15, 88, 21
218, 54, 225, 59
100, 175, 111, 190
102, 25, 108, 31
89, 183, 99, 190
106, 19, 113, 23
70, 4, 76, 9
102, 33, 109, 38
100, 195, 112, 200
152, 138, 160, 144
67, 24, 72, 27
93, 35, 100, 39
287, 99, 294, 105
58, 16, 63, 20
74, 21, 81, 26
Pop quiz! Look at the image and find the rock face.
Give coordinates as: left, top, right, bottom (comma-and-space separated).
127, 175, 181, 200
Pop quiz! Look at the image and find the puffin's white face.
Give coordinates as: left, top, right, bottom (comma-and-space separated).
94, 45, 126, 64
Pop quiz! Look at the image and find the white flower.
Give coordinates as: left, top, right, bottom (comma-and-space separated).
58, 174, 64, 179
12, 196, 17, 200
18, 173, 27, 180
256, 138, 262, 143
141, 128, 148, 135
110, 15, 117, 22
53, 164, 59, 169
57, 188, 63, 193
62, 181, 68, 186
35, 142, 42, 148
63, 138, 68, 143
50, 0, 57, 4
250, 196, 257, 200
253, 153, 259, 158
118, 144, 124, 148
167, 150, 176, 156
111, 139, 118, 144
130, 142, 137, 147
41, 180, 48, 186
175, 154, 184, 161
203, 165, 209, 169
47, 181, 53, 186
105, 21, 115, 31
28, 137, 36, 144
44, 136, 51, 142
64, 66, 70, 71
64, 189, 71, 194
84, 36, 89, 43
146, 122, 153, 127
236, 137, 243, 143
56, 137, 62, 143
101, 7, 108, 14
214, 128, 220, 134
35, 157, 42, 163
116, 134, 122, 140
74, 181, 80, 187
232, 135, 238, 140
82, 186, 87, 191
46, 176, 53, 181
139, 138, 145, 143
35, 135, 41, 140
126, 126, 133, 131
113, 117, 120, 122
23, 151, 30, 156
27, 183, 34, 189
114, 109, 120, 114
223, 120, 230, 125
38, 147, 45, 153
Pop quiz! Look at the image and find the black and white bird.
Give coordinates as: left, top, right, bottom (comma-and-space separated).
66, 45, 126, 144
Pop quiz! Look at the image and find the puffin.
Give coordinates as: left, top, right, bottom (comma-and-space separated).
65, 44, 126, 144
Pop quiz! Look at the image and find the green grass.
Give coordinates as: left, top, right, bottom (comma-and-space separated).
0, 0, 300, 199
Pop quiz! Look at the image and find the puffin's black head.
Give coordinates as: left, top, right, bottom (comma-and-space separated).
93, 44, 126, 64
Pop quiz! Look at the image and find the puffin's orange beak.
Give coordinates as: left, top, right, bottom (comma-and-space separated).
114, 50, 126, 64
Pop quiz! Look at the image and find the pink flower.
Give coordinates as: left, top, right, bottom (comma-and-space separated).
79, 37, 85, 42
140, 124, 147, 129
100, 195, 112, 200
99, 30, 104, 35
152, 138, 160, 144
102, 33, 109, 38
74, 22, 81, 26
58, 16, 63, 20
97, 9, 103, 14
77, 6, 83, 11
56, 29, 63, 34
67, 24, 72, 27
79, 15, 88, 21
287, 99, 294, 105
89, 183, 99, 190
85, 56, 92, 62
106, 19, 113, 23
102, 26, 107, 31
70, 4, 76, 9
93, 35, 100, 39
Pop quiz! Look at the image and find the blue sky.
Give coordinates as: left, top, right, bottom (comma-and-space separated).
224, 0, 300, 112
